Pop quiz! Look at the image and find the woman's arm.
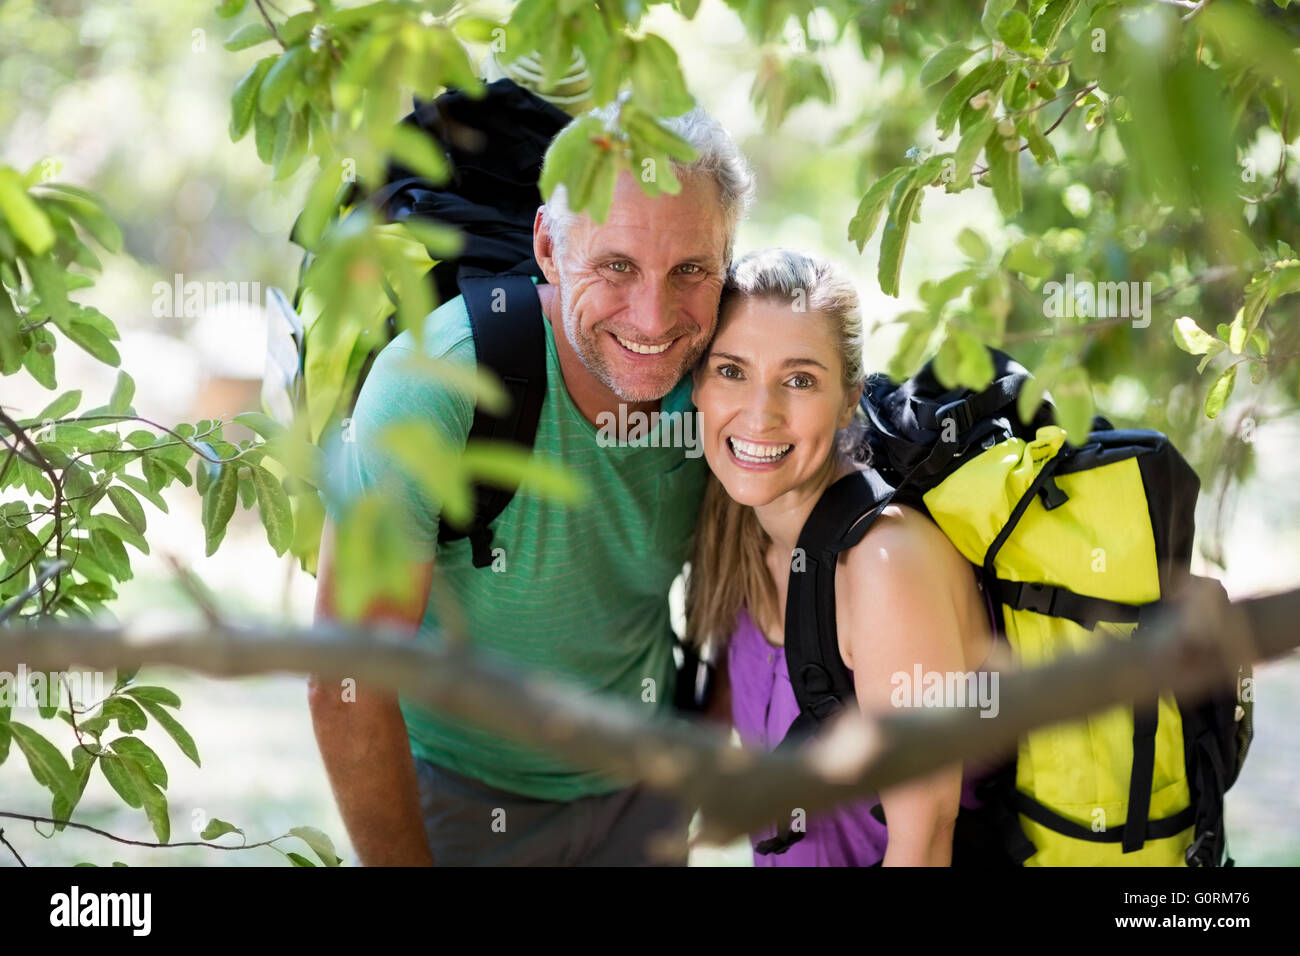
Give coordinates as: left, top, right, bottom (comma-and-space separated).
839, 506, 971, 866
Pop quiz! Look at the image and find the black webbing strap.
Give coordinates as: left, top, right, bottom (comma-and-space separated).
436, 274, 547, 567
914, 372, 1028, 433
1011, 791, 1196, 844
981, 449, 1065, 580
784, 469, 897, 735
995, 579, 1151, 630
1185, 731, 1229, 866
1123, 702, 1159, 853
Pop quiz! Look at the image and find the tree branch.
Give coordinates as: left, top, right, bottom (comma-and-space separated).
0, 578, 1293, 843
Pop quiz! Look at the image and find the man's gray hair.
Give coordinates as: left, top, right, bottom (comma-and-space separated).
541, 101, 755, 264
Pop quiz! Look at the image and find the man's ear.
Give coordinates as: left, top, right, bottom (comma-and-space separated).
533, 206, 562, 285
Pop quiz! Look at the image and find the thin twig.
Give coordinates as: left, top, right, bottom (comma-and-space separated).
164, 553, 225, 628
0, 812, 282, 853
0, 559, 69, 625
0, 828, 26, 866
973, 84, 1098, 176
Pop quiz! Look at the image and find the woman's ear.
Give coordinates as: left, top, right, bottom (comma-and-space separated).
838, 379, 864, 429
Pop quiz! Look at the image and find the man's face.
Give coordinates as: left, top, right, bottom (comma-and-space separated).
536, 170, 729, 403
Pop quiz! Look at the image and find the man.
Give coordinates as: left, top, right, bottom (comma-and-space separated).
310, 103, 754, 865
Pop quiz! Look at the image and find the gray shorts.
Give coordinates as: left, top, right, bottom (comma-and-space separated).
413, 756, 689, 866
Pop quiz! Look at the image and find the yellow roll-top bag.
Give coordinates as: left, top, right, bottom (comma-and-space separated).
924, 425, 1199, 865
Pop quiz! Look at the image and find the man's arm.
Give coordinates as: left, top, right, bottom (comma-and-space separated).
307, 518, 438, 866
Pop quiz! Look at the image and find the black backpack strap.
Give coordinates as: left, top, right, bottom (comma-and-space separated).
436, 274, 547, 568
755, 468, 895, 856
911, 369, 1028, 434
783, 468, 896, 738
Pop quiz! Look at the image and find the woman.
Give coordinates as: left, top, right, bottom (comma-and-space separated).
687, 249, 993, 867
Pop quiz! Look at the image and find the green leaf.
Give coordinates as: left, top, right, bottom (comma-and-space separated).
951, 110, 996, 189
99, 754, 142, 809
921, 43, 975, 87
1204, 365, 1237, 419
88, 511, 149, 555
1172, 316, 1221, 355
981, 0, 1015, 39
224, 22, 274, 51
1003, 237, 1052, 277
984, 123, 1022, 217
1052, 366, 1094, 445
1196, 341, 1225, 374
847, 167, 911, 252
109, 370, 134, 413
286, 851, 317, 867
997, 10, 1032, 50
877, 177, 924, 297
9, 722, 74, 804
110, 736, 168, 789
135, 697, 200, 767
107, 485, 147, 535
31, 389, 81, 423
931, 333, 962, 389
117, 473, 169, 513
0, 167, 55, 254
289, 825, 342, 866
52, 745, 96, 831
631, 34, 694, 116
272, 109, 309, 181
230, 56, 275, 142
119, 754, 170, 843
124, 685, 182, 708
259, 47, 307, 117
64, 320, 121, 366
102, 696, 149, 733
459, 441, 587, 504
937, 60, 1005, 140
36, 188, 123, 254
250, 465, 294, 555
201, 818, 245, 841
203, 463, 239, 557
954, 331, 995, 390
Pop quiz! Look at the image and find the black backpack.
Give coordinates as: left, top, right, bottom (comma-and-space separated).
757, 349, 1252, 865
292, 79, 569, 564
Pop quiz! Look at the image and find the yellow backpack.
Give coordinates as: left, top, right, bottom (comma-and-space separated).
768, 350, 1252, 865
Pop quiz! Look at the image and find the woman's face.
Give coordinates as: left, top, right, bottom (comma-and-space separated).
693, 296, 860, 509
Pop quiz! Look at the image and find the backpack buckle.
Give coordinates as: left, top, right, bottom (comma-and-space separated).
1185, 829, 1216, 867
1012, 581, 1058, 617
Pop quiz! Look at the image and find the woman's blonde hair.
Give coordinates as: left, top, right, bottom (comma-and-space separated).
685, 248, 869, 650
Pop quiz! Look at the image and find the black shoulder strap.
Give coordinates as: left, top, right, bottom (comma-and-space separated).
436, 273, 547, 568
754, 468, 896, 856
780, 468, 897, 746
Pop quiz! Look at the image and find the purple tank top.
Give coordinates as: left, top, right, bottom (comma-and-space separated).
727, 605, 980, 867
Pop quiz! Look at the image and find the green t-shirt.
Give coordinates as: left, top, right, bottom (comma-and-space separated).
322, 288, 707, 800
